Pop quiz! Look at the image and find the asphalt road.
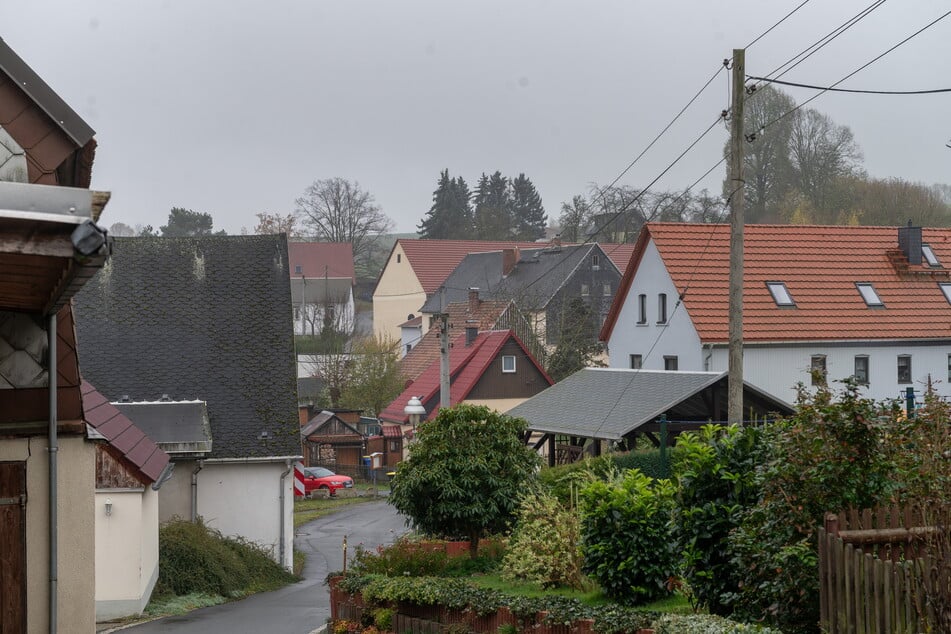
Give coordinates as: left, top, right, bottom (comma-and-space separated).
123, 500, 407, 634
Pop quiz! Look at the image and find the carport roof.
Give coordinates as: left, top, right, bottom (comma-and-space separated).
507, 368, 793, 441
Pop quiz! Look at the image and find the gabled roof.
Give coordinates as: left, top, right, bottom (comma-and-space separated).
601, 243, 637, 276
601, 222, 951, 344
420, 244, 619, 313
112, 400, 213, 457
301, 410, 363, 438
507, 368, 793, 441
73, 235, 301, 460
400, 298, 511, 381
380, 329, 552, 424
82, 381, 170, 484
288, 242, 355, 283
393, 239, 546, 293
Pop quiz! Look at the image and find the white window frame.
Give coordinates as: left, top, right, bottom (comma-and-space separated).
766, 281, 795, 307
897, 355, 912, 384
602, 282, 611, 296
581, 283, 590, 297
922, 244, 941, 267
856, 283, 884, 307
940, 283, 951, 304
663, 355, 678, 371
854, 355, 869, 385
501, 355, 516, 373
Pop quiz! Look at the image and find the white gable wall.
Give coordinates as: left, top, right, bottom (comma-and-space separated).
606, 239, 703, 370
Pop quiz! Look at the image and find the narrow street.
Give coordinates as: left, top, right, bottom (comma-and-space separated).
121, 501, 406, 634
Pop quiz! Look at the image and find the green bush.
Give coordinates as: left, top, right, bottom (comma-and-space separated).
351, 537, 503, 578
579, 470, 676, 605
156, 518, 296, 598
670, 423, 765, 615
501, 491, 584, 589
538, 449, 665, 505
653, 614, 783, 633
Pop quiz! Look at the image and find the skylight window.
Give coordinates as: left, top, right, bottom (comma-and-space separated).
940, 283, 951, 304
922, 244, 941, 267
856, 283, 884, 307
766, 282, 795, 307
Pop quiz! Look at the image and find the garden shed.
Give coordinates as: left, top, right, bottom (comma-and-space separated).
507, 368, 793, 465
301, 410, 365, 468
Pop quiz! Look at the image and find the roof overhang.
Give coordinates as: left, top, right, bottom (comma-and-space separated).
0, 181, 111, 315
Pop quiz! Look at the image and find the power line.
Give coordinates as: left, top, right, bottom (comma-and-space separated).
748, 75, 951, 95
745, 0, 814, 49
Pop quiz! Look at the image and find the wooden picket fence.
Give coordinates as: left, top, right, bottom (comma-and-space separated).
819, 506, 950, 633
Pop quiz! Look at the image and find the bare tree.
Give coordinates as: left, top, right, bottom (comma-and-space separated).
108, 222, 136, 237
295, 178, 394, 275
254, 211, 298, 236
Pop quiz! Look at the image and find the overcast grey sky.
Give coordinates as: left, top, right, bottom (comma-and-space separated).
2, 1, 949, 234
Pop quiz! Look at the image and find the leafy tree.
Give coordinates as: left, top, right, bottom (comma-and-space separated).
160, 207, 220, 237
337, 335, 406, 417
510, 173, 547, 241
546, 298, 605, 382
254, 212, 298, 236
472, 171, 513, 240
295, 177, 394, 276
417, 169, 473, 239
388, 404, 540, 556
502, 490, 584, 589
737, 85, 796, 223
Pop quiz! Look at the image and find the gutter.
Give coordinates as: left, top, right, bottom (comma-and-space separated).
48, 313, 58, 633
190, 461, 203, 522
278, 459, 293, 568
201, 455, 302, 464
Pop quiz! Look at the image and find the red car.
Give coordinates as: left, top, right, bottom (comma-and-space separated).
300, 467, 354, 496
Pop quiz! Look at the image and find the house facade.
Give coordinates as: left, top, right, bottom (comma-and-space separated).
288, 242, 355, 337
602, 222, 951, 405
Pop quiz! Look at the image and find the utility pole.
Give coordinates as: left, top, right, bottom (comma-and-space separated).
439, 288, 451, 409
728, 48, 746, 426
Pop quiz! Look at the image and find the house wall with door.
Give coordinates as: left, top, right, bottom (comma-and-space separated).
0, 436, 95, 633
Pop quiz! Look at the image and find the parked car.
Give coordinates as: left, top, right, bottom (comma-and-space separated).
300, 466, 354, 496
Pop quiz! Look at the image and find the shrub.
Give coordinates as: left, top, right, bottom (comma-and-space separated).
670, 423, 765, 615
538, 449, 665, 506
351, 537, 450, 577
579, 470, 676, 605
653, 613, 783, 633
501, 491, 584, 589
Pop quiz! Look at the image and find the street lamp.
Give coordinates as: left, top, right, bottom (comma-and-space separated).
404, 396, 425, 433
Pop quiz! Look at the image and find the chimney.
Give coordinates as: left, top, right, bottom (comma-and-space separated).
298, 404, 312, 426
465, 325, 479, 346
468, 287, 480, 313
552, 236, 562, 248
898, 221, 922, 265
502, 248, 519, 276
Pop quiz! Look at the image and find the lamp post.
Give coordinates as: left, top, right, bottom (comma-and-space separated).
403, 396, 426, 462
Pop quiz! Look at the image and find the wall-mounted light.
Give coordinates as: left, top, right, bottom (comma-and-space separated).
105, 498, 113, 516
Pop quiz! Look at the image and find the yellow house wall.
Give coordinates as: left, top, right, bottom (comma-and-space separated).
373, 242, 426, 342
0, 435, 96, 634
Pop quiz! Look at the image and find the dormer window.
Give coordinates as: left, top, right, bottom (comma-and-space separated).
856, 283, 884, 307
766, 281, 795, 307
922, 244, 941, 267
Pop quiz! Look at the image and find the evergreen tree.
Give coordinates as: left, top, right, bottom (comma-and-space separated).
510, 173, 547, 241
418, 170, 474, 239
473, 171, 513, 240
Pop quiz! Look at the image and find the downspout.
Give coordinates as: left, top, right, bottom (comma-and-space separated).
704, 343, 714, 372
190, 460, 204, 522
279, 459, 293, 568
48, 312, 58, 634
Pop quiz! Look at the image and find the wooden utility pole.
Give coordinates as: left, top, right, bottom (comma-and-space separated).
439, 289, 451, 409
728, 48, 746, 426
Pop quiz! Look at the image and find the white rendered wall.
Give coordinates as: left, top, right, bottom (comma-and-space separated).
373, 243, 426, 342
606, 239, 703, 371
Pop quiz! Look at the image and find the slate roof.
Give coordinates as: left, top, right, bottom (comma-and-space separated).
507, 368, 792, 440
420, 244, 618, 313
400, 298, 511, 381
602, 223, 951, 344
288, 242, 355, 283
301, 410, 363, 438
81, 381, 170, 484
73, 235, 300, 460
393, 239, 547, 293
113, 400, 213, 457
381, 329, 552, 424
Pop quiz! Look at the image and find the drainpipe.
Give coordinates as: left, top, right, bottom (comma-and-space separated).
48, 312, 58, 633
190, 460, 204, 522
704, 343, 714, 372
279, 459, 293, 569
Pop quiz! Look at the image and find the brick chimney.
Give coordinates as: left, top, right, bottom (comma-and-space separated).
468, 287, 480, 314
898, 221, 922, 265
502, 247, 520, 276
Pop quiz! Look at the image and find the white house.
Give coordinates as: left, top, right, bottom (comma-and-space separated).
601, 222, 951, 405
288, 242, 356, 337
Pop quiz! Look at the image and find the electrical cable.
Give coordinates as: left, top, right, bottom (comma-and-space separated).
747, 76, 951, 95
745, 0, 814, 49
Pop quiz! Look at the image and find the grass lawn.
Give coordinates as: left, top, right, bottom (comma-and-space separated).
294, 494, 384, 528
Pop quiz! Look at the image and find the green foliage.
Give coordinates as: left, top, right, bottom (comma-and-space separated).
537, 450, 665, 505
352, 538, 450, 577
546, 298, 606, 382
156, 519, 296, 598
371, 607, 393, 631
510, 173, 547, 241
502, 491, 584, 589
388, 405, 541, 551
160, 207, 220, 237
579, 470, 676, 605
417, 169, 474, 239
337, 335, 406, 417
294, 332, 348, 355
653, 614, 783, 634
670, 424, 765, 615
728, 382, 897, 633
473, 171, 514, 240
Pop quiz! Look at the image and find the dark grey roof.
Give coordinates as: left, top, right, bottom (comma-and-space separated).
421, 244, 607, 313
0, 36, 95, 146
113, 400, 213, 457
297, 376, 326, 402
507, 368, 793, 440
74, 235, 300, 460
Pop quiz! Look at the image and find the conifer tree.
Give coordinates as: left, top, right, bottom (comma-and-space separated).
418, 170, 473, 239
510, 173, 547, 241
473, 171, 513, 240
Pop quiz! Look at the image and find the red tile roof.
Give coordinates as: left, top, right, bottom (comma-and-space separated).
601, 243, 637, 276
81, 381, 170, 484
381, 424, 402, 438
601, 223, 951, 344
380, 330, 552, 424
397, 240, 549, 293
288, 242, 355, 282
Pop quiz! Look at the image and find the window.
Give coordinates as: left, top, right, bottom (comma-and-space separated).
940, 283, 951, 304
294, 264, 303, 275
810, 355, 827, 386
922, 244, 941, 267
397, 253, 401, 263
766, 281, 795, 307
592, 254, 600, 270
581, 283, 590, 296
389, 440, 400, 452
856, 283, 884, 307
405, 343, 412, 354
664, 355, 678, 371
897, 355, 912, 384
502, 355, 516, 373
854, 355, 869, 385
629, 354, 642, 369
637, 294, 647, 324
602, 282, 611, 296
657, 293, 668, 324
